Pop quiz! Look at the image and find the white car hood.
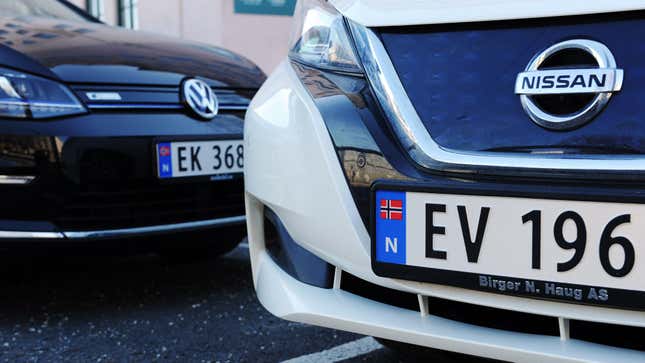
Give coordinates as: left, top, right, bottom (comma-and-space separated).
331, 0, 645, 27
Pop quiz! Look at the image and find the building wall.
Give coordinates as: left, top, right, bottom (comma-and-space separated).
179, 0, 224, 46
70, 0, 293, 73
220, 1, 293, 77
138, 0, 183, 38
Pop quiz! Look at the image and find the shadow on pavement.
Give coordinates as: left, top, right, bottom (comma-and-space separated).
0, 246, 360, 362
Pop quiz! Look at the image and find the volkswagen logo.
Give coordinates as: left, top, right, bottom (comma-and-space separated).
514, 39, 623, 130
181, 78, 219, 120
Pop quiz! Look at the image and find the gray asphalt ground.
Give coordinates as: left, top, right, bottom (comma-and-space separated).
0, 243, 488, 362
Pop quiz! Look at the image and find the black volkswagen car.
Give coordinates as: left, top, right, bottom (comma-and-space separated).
0, 0, 264, 256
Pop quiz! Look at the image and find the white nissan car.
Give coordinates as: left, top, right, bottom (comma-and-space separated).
244, 1, 645, 361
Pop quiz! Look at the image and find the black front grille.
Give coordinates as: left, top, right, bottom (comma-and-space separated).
53, 179, 244, 231
379, 11, 645, 154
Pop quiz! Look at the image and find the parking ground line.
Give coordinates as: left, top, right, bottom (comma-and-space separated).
280, 337, 383, 363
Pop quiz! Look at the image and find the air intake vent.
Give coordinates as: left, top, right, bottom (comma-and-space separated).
340, 272, 420, 312
570, 320, 645, 352
424, 296, 560, 336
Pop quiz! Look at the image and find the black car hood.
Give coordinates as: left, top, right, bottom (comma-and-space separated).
0, 17, 265, 88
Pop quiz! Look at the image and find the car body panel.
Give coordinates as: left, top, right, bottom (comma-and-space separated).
0, 43, 58, 79
0, 17, 265, 88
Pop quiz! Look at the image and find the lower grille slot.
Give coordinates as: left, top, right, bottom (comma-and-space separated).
340, 272, 420, 312
570, 320, 645, 352
424, 296, 560, 337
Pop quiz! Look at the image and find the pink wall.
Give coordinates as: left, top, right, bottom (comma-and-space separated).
220, 1, 293, 74
179, 0, 225, 46
138, 0, 183, 38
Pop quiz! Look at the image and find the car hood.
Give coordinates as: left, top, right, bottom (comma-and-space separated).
0, 17, 265, 88
331, 0, 645, 27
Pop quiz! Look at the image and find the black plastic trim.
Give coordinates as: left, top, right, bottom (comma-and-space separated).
264, 208, 334, 289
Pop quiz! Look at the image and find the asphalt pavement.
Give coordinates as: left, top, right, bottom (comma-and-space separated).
0, 242, 487, 362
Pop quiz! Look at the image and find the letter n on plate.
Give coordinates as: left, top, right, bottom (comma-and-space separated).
158, 143, 173, 178
375, 190, 406, 265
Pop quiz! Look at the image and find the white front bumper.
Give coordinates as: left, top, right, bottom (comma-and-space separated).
244, 61, 645, 362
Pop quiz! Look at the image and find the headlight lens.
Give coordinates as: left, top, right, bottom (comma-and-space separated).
0, 67, 86, 119
289, 0, 362, 74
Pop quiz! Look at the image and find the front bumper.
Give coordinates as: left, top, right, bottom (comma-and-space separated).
252, 247, 644, 363
245, 61, 645, 362
0, 109, 246, 242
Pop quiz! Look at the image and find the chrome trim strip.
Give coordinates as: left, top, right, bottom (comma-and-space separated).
63, 216, 246, 239
87, 103, 183, 110
348, 22, 645, 178
217, 105, 249, 111
0, 216, 245, 240
515, 69, 622, 95
86, 92, 123, 101
0, 175, 36, 185
0, 231, 64, 239
87, 103, 248, 111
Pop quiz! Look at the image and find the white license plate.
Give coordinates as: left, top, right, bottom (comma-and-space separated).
373, 187, 645, 309
156, 140, 243, 179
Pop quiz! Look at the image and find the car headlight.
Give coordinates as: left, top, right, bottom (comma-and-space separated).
0, 67, 86, 119
289, 0, 362, 74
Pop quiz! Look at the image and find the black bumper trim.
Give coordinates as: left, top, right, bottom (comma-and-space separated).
264, 208, 334, 289
0, 215, 245, 241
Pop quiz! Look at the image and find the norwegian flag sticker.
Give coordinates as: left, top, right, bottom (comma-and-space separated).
157, 142, 173, 179
380, 199, 403, 220
375, 190, 406, 265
